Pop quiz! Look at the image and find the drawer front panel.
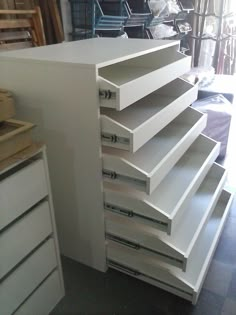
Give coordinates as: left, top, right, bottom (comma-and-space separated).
0, 201, 52, 279
0, 159, 48, 230
14, 270, 63, 315
0, 238, 57, 315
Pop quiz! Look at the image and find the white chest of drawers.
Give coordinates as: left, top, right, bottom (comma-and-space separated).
0, 38, 233, 304
0, 144, 64, 315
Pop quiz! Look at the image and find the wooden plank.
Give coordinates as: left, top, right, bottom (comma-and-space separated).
15, 0, 35, 9
32, 5, 46, 45
0, 0, 15, 10
0, 9, 36, 14
0, 41, 33, 51
0, 30, 31, 41
48, 0, 64, 43
0, 19, 32, 29
38, 0, 54, 44
0, 1, 9, 10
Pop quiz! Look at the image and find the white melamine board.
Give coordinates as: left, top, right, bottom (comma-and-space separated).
106, 163, 227, 271
15, 270, 63, 315
101, 78, 198, 152
0, 201, 52, 279
103, 107, 207, 194
0, 38, 178, 68
0, 238, 57, 315
0, 159, 48, 231
0, 59, 106, 271
104, 134, 220, 234
107, 190, 233, 304
99, 47, 191, 110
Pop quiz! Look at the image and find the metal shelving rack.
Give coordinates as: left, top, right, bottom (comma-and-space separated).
69, 0, 155, 39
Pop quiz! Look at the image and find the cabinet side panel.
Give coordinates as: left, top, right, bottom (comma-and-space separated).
0, 60, 106, 272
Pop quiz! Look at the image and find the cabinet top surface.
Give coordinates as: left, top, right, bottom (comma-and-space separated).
0, 38, 179, 68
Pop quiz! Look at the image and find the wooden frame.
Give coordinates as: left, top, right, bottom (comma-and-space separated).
0, 119, 34, 161
0, 6, 46, 50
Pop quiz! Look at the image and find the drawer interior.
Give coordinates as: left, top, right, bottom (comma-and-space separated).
101, 78, 196, 132
107, 189, 233, 299
105, 163, 227, 270
99, 45, 183, 86
102, 107, 205, 175
104, 134, 220, 230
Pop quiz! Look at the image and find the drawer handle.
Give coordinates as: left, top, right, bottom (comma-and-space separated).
99, 89, 116, 100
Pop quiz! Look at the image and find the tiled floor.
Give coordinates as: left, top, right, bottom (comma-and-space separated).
51, 108, 236, 315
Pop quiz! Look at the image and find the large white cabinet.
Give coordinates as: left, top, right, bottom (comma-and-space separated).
0, 38, 233, 304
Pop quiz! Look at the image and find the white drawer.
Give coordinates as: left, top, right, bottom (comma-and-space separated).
101, 78, 198, 152
106, 163, 227, 271
103, 107, 207, 195
14, 270, 63, 315
104, 134, 220, 234
0, 201, 52, 279
0, 238, 57, 315
0, 158, 48, 230
107, 190, 233, 304
99, 45, 191, 110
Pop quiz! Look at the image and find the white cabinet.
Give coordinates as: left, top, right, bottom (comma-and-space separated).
0, 38, 233, 305
0, 145, 64, 315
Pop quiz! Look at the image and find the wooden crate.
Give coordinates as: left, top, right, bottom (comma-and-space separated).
0, 89, 15, 122
0, 119, 34, 161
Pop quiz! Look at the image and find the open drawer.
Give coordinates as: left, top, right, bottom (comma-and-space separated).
106, 163, 227, 271
98, 45, 191, 111
101, 78, 198, 152
104, 134, 220, 234
107, 190, 234, 305
102, 107, 207, 194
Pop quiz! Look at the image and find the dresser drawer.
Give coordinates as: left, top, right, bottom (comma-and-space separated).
103, 107, 206, 194
106, 163, 227, 271
107, 189, 233, 304
101, 78, 198, 152
99, 45, 191, 111
0, 238, 57, 315
0, 201, 52, 279
0, 158, 48, 230
104, 135, 220, 234
14, 270, 63, 315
